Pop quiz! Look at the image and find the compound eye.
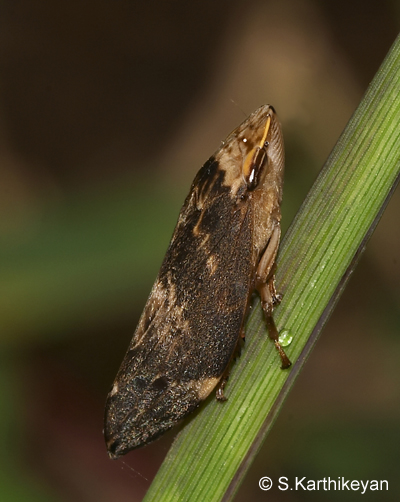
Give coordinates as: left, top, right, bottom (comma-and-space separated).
241, 114, 271, 191
245, 146, 268, 191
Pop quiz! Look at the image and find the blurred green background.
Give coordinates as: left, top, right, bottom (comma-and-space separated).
0, 1, 399, 501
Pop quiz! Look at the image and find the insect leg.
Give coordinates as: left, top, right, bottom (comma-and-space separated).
215, 330, 245, 401
216, 373, 229, 402
256, 225, 291, 369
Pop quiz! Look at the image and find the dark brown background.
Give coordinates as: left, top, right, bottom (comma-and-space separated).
0, 1, 399, 501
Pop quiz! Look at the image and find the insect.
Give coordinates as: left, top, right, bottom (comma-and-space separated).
104, 104, 291, 458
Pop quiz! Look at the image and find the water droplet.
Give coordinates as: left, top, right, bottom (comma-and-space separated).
279, 329, 293, 347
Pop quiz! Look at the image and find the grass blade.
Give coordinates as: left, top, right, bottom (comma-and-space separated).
143, 33, 400, 502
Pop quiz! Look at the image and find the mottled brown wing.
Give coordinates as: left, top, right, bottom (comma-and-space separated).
105, 157, 255, 455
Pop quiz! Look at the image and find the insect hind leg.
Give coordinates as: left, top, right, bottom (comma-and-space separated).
256, 225, 291, 369
215, 329, 245, 401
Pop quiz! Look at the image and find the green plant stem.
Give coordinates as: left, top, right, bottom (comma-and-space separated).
143, 34, 400, 502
